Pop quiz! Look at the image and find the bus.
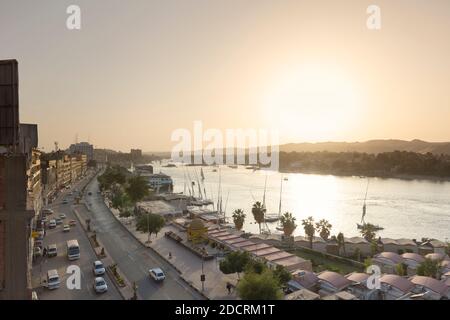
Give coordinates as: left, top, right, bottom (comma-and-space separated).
67, 239, 80, 260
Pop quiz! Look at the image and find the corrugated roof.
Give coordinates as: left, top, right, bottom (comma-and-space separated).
402, 253, 425, 263
318, 271, 352, 290
376, 252, 404, 264
380, 275, 414, 293
409, 276, 449, 296
346, 272, 370, 283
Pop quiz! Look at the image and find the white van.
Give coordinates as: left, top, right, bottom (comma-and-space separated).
67, 239, 80, 260
47, 269, 60, 289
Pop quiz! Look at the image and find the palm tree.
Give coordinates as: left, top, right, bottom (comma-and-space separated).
280, 212, 297, 237
316, 219, 332, 241
232, 209, 246, 231
301, 216, 315, 249
360, 223, 379, 242
251, 202, 266, 234
337, 232, 346, 256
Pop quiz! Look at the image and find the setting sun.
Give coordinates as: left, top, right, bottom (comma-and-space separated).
263, 64, 362, 142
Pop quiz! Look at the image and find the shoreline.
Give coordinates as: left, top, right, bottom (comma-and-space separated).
278, 169, 450, 183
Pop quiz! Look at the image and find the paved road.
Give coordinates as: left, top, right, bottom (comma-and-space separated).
32, 173, 122, 300
81, 175, 204, 300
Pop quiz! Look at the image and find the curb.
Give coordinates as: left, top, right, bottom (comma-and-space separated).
72, 203, 129, 300
105, 202, 210, 300
103, 198, 185, 275
177, 276, 210, 300
93, 172, 210, 300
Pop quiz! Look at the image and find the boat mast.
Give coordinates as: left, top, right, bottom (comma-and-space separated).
361, 178, 370, 224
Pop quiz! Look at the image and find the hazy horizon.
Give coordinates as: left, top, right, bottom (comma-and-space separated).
2, 0, 450, 152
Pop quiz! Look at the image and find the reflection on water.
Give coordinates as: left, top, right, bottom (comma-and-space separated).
153, 164, 450, 241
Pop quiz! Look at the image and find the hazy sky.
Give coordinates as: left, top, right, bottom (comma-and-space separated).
1, 0, 450, 152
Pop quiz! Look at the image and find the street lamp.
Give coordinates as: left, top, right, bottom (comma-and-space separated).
200, 247, 207, 292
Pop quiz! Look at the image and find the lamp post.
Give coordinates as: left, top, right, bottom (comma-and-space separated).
200, 247, 206, 292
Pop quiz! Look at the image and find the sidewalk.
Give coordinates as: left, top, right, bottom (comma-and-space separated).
106, 202, 239, 300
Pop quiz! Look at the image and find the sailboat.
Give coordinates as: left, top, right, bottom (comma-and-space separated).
200, 167, 205, 181
265, 177, 282, 223
356, 178, 384, 231
258, 176, 272, 235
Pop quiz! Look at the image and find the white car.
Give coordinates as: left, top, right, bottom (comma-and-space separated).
48, 219, 57, 229
93, 261, 106, 276
63, 224, 70, 232
59, 213, 66, 219
94, 277, 108, 293
149, 268, 165, 281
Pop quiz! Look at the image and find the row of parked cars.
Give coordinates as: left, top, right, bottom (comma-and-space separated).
47, 260, 109, 293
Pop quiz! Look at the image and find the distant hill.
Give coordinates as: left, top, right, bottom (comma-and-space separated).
279, 139, 450, 155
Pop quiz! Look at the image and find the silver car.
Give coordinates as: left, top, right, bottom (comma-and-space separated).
94, 277, 108, 293
93, 261, 106, 276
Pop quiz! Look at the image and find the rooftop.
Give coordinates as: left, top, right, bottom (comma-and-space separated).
317, 271, 352, 290
380, 274, 414, 293
135, 200, 182, 216
402, 253, 425, 263
285, 289, 320, 300
409, 276, 449, 296
375, 252, 404, 264
346, 272, 370, 284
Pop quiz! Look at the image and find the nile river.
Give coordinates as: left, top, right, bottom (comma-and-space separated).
152, 164, 450, 241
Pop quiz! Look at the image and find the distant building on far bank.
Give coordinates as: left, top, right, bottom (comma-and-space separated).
69, 142, 93, 161
130, 149, 142, 160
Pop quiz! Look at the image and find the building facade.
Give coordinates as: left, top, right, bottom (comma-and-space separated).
69, 142, 94, 161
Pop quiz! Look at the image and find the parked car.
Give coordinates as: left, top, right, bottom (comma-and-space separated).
47, 269, 60, 290
41, 217, 48, 224
63, 225, 70, 232
34, 239, 44, 248
94, 277, 108, 293
149, 268, 166, 281
33, 246, 42, 257
69, 220, 77, 226
42, 208, 54, 216
47, 244, 58, 257
55, 218, 63, 225
88, 192, 92, 196
62, 199, 69, 204
48, 219, 57, 229
93, 261, 106, 276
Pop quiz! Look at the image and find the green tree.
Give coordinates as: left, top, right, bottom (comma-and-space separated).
232, 209, 246, 231
396, 263, 406, 276
251, 202, 266, 234
301, 216, 316, 249
219, 251, 251, 279
364, 258, 372, 269
337, 232, 346, 256
98, 165, 126, 190
136, 214, 165, 238
316, 219, 332, 241
280, 212, 297, 237
245, 259, 267, 275
273, 265, 292, 287
417, 258, 441, 279
359, 223, 380, 242
111, 190, 132, 212
126, 176, 150, 203
237, 269, 283, 300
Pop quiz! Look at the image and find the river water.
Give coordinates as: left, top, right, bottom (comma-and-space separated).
152, 164, 450, 241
